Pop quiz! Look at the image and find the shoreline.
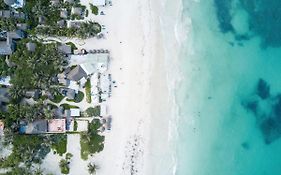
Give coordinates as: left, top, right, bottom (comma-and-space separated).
85, 0, 182, 174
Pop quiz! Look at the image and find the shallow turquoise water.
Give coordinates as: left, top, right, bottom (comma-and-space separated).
177, 0, 281, 174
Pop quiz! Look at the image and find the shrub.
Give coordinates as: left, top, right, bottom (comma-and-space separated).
66, 91, 84, 103
51, 134, 67, 156
90, 4, 98, 15
50, 94, 64, 103
85, 79, 91, 103
85, 106, 100, 117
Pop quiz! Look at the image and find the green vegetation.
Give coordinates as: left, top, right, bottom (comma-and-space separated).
0, 135, 50, 168
5, 100, 47, 125
80, 119, 104, 160
0, 1, 8, 10
90, 4, 99, 15
65, 42, 78, 52
60, 159, 69, 174
50, 94, 65, 103
59, 153, 73, 174
0, 18, 20, 33
51, 134, 67, 156
66, 91, 84, 103
74, 120, 78, 131
60, 103, 79, 110
88, 163, 99, 175
9, 41, 65, 102
85, 106, 100, 117
85, 79, 91, 103
34, 21, 102, 39
47, 103, 58, 109
0, 56, 14, 76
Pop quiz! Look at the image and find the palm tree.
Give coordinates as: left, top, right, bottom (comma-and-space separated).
88, 162, 99, 175
9, 86, 24, 102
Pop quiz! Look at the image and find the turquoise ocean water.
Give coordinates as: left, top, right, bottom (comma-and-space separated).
176, 0, 281, 174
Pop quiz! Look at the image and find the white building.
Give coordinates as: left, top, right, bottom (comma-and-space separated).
92, 0, 106, 6
76, 120, 88, 132
70, 108, 80, 117
100, 104, 107, 116
71, 53, 109, 75
0, 76, 11, 86
100, 74, 110, 101
90, 73, 100, 104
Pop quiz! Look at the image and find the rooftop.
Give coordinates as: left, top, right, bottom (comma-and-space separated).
70, 108, 80, 117
48, 119, 66, 133
92, 0, 106, 6
22, 120, 48, 134
0, 87, 10, 103
71, 53, 110, 74
26, 42, 36, 52
0, 76, 11, 86
67, 65, 87, 81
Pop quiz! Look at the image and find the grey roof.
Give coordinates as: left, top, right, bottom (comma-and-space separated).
64, 67, 71, 74
25, 89, 40, 100
50, 0, 60, 6
60, 9, 68, 18
53, 107, 64, 118
26, 42, 36, 52
57, 20, 66, 27
67, 65, 87, 81
25, 120, 48, 134
58, 44, 71, 54
64, 0, 74, 3
8, 30, 25, 40
17, 23, 28, 30
12, 12, 25, 19
0, 10, 11, 18
71, 7, 83, 16
64, 109, 71, 118
0, 88, 10, 103
38, 16, 46, 24
0, 37, 15, 55
58, 78, 70, 86
66, 89, 75, 100
4, 0, 15, 6
67, 21, 81, 28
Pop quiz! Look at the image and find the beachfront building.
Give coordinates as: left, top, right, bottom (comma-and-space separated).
67, 65, 87, 82
48, 119, 66, 133
100, 103, 107, 116
92, 0, 106, 6
20, 120, 48, 134
73, 53, 109, 75
91, 73, 100, 103
19, 119, 67, 134
0, 120, 4, 136
100, 73, 111, 101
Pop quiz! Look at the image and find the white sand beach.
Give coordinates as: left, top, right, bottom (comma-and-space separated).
40, 0, 175, 174
79, 0, 172, 175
